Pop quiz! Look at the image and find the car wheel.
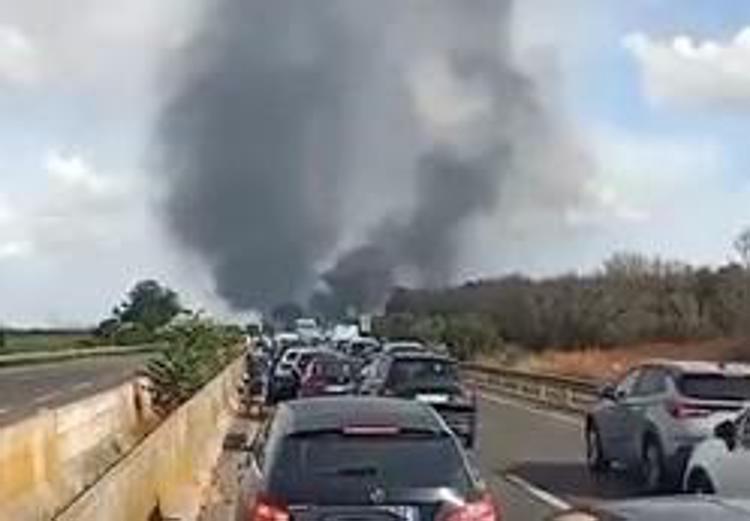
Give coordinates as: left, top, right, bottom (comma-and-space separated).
686, 470, 716, 495
642, 438, 666, 493
586, 422, 608, 472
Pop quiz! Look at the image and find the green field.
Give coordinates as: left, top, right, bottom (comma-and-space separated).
0, 332, 97, 354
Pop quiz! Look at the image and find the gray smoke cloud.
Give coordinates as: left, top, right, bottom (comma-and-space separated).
156, 0, 590, 313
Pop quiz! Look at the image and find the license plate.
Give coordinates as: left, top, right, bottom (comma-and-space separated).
325, 384, 349, 393
416, 394, 449, 404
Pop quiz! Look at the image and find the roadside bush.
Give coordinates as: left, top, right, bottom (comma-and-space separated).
144, 315, 243, 415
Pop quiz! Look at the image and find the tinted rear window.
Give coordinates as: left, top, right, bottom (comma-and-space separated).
267, 435, 471, 503
388, 359, 458, 385
678, 374, 750, 401
318, 359, 352, 378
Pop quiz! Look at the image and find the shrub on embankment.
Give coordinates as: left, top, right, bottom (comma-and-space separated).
144, 315, 244, 416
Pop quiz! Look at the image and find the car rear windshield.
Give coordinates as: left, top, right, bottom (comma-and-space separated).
317, 359, 352, 379
678, 374, 750, 401
267, 435, 472, 504
388, 359, 458, 385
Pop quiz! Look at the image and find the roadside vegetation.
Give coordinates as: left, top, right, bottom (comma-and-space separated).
95, 279, 186, 346
377, 229, 750, 374
143, 314, 244, 415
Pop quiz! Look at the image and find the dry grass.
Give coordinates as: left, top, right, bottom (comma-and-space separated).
505, 338, 750, 383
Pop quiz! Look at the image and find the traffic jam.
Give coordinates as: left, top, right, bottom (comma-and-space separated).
238, 320, 484, 521
239, 320, 750, 521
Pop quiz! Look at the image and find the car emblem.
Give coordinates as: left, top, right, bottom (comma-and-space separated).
369, 486, 386, 505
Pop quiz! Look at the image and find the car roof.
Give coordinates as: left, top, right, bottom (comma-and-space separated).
278, 397, 445, 436
389, 351, 456, 363
385, 340, 424, 347
641, 359, 750, 376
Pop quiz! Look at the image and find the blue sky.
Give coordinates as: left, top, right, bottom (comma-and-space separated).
1, 0, 750, 324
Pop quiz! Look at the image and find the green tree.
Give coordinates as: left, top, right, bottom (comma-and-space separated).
115, 280, 182, 332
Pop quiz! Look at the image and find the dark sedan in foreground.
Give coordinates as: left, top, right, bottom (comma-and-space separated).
236, 397, 498, 521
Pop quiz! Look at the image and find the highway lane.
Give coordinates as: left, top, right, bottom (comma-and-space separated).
475, 393, 643, 520
0, 354, 151, 427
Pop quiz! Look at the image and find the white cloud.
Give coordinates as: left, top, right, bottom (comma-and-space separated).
623, 27, 750, 108
586, 127, 750, 263
0, 1, 200, 94
0, 24, 40, 86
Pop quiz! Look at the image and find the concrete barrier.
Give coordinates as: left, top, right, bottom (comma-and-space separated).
54, 357, 244, 521
0, 379, 153, 521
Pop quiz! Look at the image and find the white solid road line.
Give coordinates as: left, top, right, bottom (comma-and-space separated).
504, 473, 573, 511
478, 391, 582, 428
0, 407, 8, 415
34, 390, 62, 405
72, 381, 94, 391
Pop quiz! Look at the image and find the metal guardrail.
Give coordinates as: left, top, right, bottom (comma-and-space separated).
460, 363, 600, 414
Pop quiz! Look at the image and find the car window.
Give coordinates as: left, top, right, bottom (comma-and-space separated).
375, 357, 390, 379
616, 369, 640, 398
737, 411, 750, 450
282, 350, 300, 363
677, 374, 750, 401
267, 435, 472, 503
386, 359, 458, 388
632, 368, 667, 397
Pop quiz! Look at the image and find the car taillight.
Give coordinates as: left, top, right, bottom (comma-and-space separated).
442, 493, 499, 521
666, 400, 712, 420
248, 495, 290, 521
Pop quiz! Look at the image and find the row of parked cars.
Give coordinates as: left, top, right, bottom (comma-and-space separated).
237, 337, 491, 521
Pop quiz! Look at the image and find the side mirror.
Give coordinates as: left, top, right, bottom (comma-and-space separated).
715, 420, 738, 451
599, 383, 618, 401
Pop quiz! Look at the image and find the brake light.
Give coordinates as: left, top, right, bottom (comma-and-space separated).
667, 400, 712, 420
442, 493, 499, 521
248, 495, 290, 521
342, 425, 400, 435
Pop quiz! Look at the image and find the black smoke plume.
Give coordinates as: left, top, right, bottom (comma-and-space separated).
157, 0, 589, 314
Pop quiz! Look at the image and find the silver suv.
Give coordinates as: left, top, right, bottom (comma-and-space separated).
585, 360, 750, 492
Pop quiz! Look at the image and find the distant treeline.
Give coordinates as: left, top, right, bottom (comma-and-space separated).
379, 253, 750, 356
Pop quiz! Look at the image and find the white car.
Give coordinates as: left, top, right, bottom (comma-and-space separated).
684, 407, 750, 495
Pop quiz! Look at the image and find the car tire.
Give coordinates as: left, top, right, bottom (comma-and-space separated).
642, 437, 666, 493
586, 422, 608, 473
686, 469, 716, 495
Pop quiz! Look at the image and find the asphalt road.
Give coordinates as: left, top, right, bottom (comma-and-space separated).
475, 393, 644, 521
0, 354, 150, 427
